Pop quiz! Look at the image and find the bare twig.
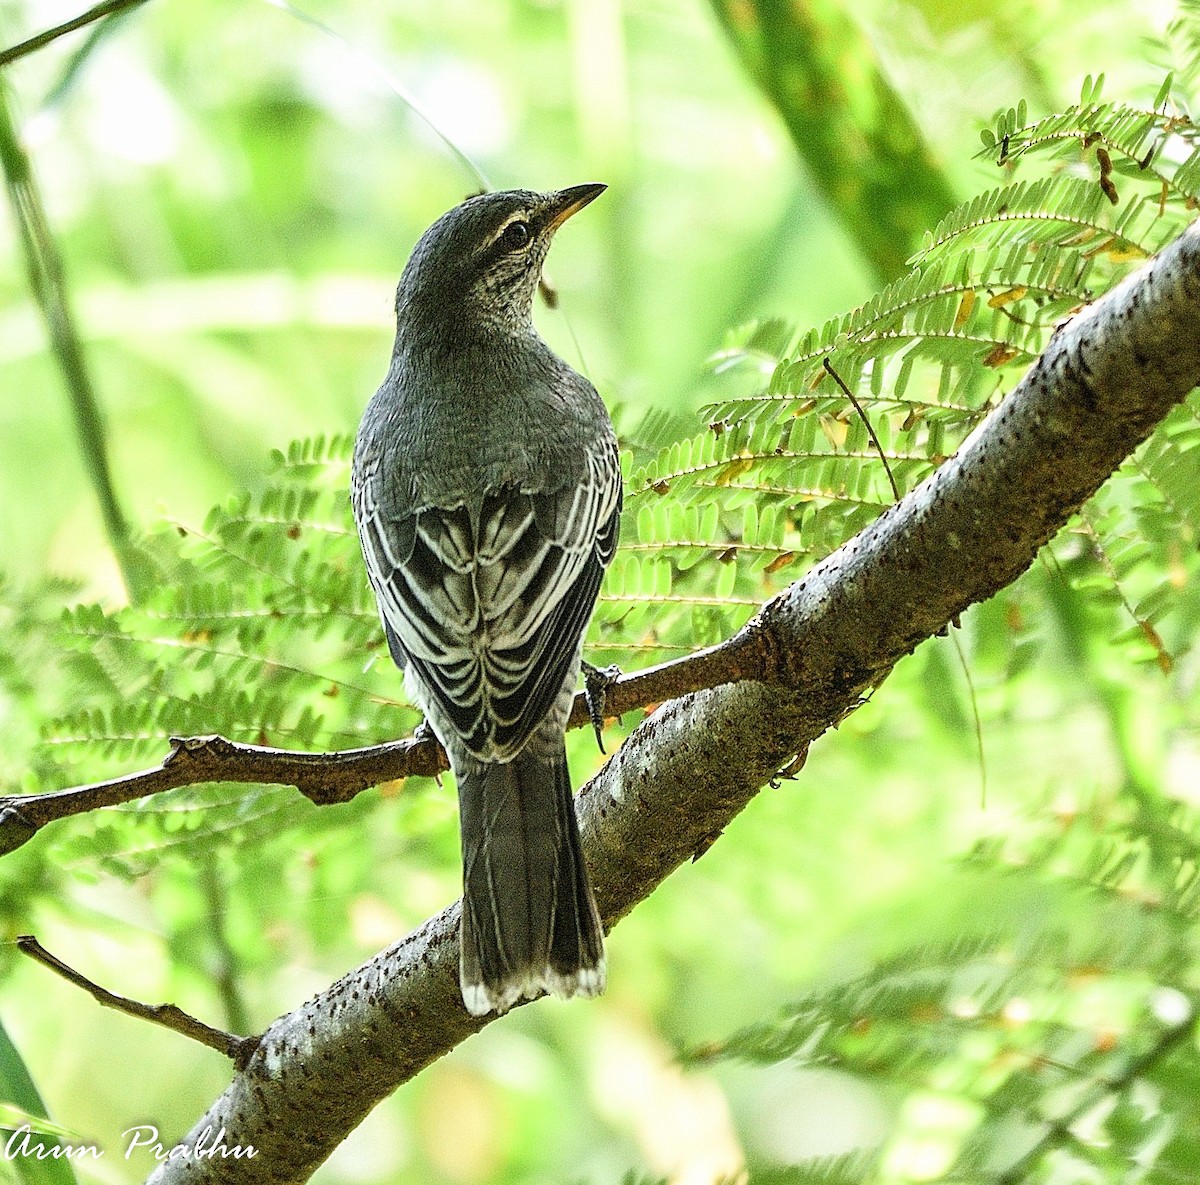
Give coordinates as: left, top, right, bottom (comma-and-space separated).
948, 628, 987, 809
16, 935, 258, 1065
0, 734, 441, 854
0, 636, 761, 855
198, 856, 251, 1036
0, 0, 150, 69
260, 0, 490, 191
823, 356, 901, 500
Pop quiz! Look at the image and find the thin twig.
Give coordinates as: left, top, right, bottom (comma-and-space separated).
0, 0, 150, 69
823, 356, 901, 500
197, 856, 251, 1036
261, 0, 490, 191
0, 633, 762, 854
16, 935, 258, 1065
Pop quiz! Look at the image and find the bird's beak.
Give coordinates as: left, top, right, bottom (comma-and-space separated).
543, 183, 607, 233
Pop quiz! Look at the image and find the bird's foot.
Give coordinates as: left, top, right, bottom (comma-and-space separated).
580, 662, 622, 754
411, 718, 448, 785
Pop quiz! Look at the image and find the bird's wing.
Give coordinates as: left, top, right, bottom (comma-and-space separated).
355, 444, 621, 759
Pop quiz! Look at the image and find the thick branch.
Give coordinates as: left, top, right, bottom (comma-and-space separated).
707, 0, 957, 282
147, 225, 1200, 1185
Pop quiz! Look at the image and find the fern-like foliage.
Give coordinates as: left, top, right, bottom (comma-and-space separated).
598, 72, 1200, 673
685, 802, 1200, 1184
19, 436, 418, 867
15, 76, 1200, 871
1163, 2, 1200, 93
611, 1158, 884, 1185
44, 434, 400, 775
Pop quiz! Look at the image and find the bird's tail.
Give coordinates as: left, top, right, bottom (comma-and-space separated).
457, 743, 605, 1017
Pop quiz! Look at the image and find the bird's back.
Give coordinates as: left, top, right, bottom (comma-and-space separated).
350, 184, 618, 1015
358, 332, 614, 516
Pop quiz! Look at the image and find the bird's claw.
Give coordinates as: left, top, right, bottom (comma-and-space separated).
411, 719, 445, 784
581, 662, 622, 754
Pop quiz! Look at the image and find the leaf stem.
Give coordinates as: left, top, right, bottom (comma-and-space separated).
0, 0, 150, 69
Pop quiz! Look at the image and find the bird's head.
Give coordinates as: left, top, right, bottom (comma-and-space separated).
395, 184, 605, 343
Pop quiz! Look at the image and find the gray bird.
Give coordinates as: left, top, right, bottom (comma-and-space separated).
351, 184, 621, 1016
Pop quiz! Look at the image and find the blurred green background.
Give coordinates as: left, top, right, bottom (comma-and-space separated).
2, 1, 1199, 1183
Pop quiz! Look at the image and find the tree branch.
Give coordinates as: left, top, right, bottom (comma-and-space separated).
16, 935, 256, 1064
0, 634, 758, 854
143, 223, 1200, 1185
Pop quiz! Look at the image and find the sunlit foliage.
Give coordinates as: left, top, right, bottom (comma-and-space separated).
1, 3, 1199, 1184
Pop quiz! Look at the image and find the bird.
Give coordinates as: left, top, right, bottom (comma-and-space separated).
350, 184, 621, 1016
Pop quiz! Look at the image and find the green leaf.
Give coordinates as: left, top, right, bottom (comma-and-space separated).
0, 1022, 79, 1185
1154, 71, 1175, 111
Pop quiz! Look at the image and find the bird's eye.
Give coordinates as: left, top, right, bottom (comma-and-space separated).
499, 220, 531, 251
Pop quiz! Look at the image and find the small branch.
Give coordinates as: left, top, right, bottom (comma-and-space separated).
0, 633, 763, 855
0, 733, 443, 854
16, 934, 258, 1065
0, 0, 150, 68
